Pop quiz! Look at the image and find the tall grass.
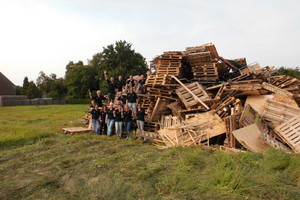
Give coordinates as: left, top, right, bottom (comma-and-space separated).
0, 105, 299, 199
0, 105, 87, 148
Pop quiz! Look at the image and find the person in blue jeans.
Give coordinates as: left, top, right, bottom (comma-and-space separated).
114, 104, 123, 137
123, 105, 132, 139
91, 104, 100, 134
106, 103, 115, 136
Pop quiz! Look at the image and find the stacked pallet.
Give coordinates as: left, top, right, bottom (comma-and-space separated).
140, 43, 300, 154
151, 52, 184, 77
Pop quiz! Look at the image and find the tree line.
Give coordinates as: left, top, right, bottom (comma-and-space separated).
17, 40, 149, 99
17, 40, 300, 99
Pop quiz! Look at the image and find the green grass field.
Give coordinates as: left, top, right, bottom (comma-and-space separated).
0, 105, 300, 200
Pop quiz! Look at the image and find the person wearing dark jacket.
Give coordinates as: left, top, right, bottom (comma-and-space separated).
114, 104, 123, 137
99, 105, 107, 135
91, 104, 100, 135
123, 105, 133, 139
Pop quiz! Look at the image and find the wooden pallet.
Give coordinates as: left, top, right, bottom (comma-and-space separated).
156, 67, 182, 76
192, 63, 219, 83
167, 101, 184, 118
274, 116, 300, 153
147, 87, 178, 100
61, 127, 92, 135
185, 43, 219, 59
144, 121, 159, 133
226, 84, 262, 91
204, 43, 219, 59
262, 99, 300, 127
145, 75, 171, 86
148, 98, 170, 122
160, 115, 180, 129
187, 52, 212, 65
239, 104, 267, 132
215, 96, 237, 117
176, 82, 210, 109
233, 58, 247, 67
157, 111, 226, 147
261, 132, 291, 152
262, 82, 293, 97
224, 114, 240, 148
269, 75, 300, 88
231, 79, 263, 85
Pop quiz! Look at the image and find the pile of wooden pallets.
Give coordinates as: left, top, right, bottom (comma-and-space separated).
140, 43, 300, 154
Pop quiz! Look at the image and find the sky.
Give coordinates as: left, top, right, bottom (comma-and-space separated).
0, 0, 299, 86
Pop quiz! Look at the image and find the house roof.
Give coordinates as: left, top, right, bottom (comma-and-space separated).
0, 72, 15, 87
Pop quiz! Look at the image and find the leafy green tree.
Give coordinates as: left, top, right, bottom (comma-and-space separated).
48, 78, 66, 98
65, 63, 99, 98
16, 86, 22, 95
88, 40, 149, 94
36, 71, 66, 98
273, 66, 300, 79
64, 41, 148, 98
27, 81, 42, 99
21, 77, 29, 95
66, 61, 75, 71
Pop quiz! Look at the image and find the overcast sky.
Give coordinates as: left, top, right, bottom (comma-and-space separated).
0, 0, 299, 85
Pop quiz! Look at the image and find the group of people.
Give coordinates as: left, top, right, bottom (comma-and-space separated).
88, 70, 146, 139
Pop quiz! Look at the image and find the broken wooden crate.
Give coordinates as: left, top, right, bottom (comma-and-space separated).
274, 116, 300, 153
158, 111, 226, 147
262, 99, 300, 127
175, 82, 210, 109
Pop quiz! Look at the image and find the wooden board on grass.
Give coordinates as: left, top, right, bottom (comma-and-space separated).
61, 127, 92, 135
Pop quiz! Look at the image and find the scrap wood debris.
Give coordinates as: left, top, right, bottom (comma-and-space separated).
139, 43, 300, 153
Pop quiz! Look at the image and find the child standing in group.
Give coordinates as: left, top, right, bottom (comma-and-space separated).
99, 105, 107, 135
91, 104, 100, 135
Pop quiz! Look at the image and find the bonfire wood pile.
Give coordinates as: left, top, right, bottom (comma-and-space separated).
139, 43, 300, 153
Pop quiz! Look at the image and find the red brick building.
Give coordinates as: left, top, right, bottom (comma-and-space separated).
0, 72, 16, 95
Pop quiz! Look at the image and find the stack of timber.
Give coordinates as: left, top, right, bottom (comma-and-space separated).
140, 42, 300, 154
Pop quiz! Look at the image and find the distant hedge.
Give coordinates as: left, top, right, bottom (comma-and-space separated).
66, 99, 91, 104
